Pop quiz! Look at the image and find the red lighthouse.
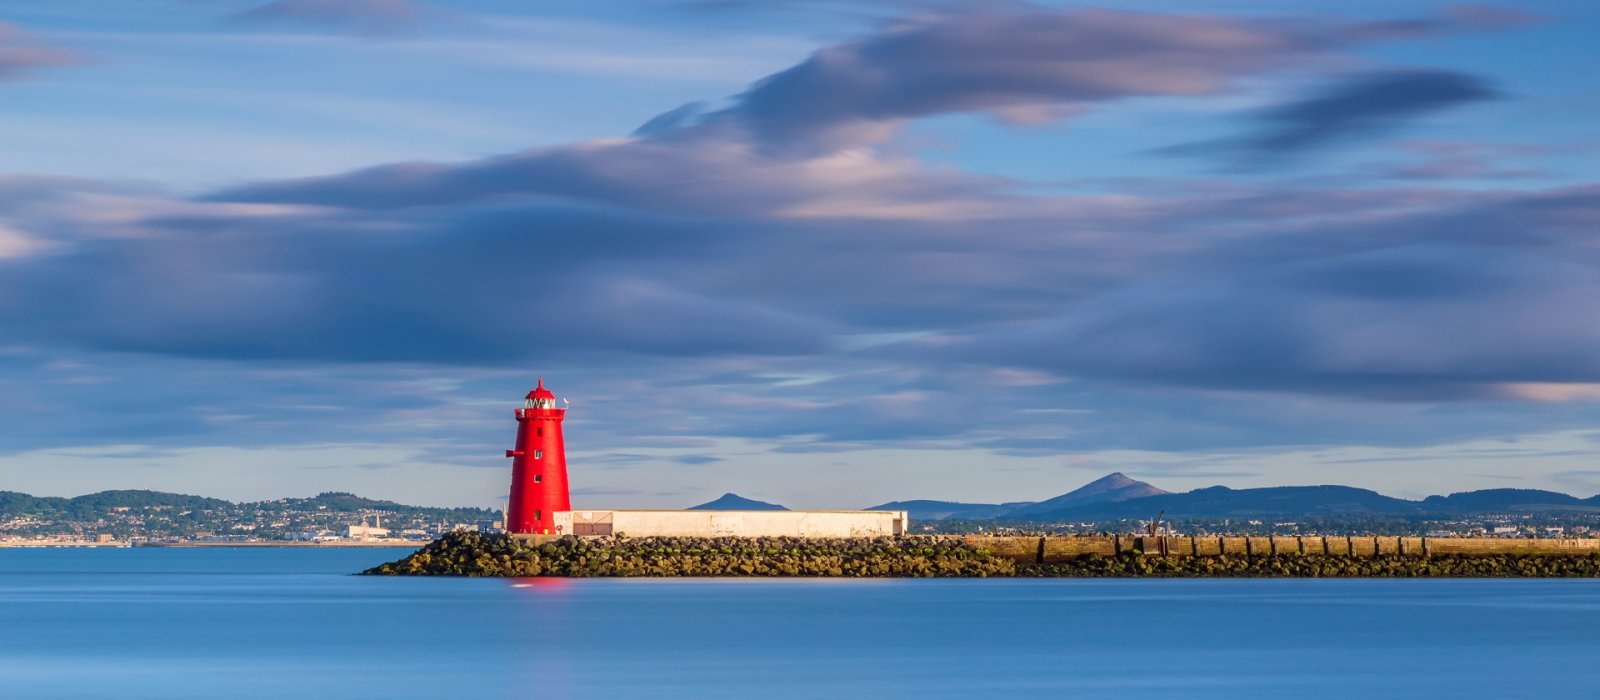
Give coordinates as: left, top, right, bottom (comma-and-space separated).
505, 378, 570, 534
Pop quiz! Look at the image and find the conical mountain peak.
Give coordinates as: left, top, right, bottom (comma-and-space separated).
1009, 472, 1169, 516
688, 493, 788, 511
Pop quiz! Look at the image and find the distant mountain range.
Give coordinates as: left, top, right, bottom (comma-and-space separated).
862, 474, 1600, 521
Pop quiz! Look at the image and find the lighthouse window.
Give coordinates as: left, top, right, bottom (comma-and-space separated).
537, 428, 543, 436
534, 474, 543, 483
535, 510, 542, 521
534, 450, 544, 459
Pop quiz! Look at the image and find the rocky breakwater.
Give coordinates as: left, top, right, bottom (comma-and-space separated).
363, 532, 1600, 577
363, 530, 1016, 577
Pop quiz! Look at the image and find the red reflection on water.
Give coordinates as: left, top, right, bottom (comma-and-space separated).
508, 576, 572, 593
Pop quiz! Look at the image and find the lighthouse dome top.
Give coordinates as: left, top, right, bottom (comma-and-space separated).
527, 377, 556, 400
525, 377, 558, 409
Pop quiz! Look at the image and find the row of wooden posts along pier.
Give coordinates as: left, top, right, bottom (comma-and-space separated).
968, 536, 1600, 564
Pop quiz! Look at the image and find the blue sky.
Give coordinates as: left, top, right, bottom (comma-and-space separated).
3, 0, 1600, 508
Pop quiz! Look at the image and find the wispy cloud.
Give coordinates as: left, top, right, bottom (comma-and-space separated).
0, 21, 83, 81
1163, 70, 1498, 166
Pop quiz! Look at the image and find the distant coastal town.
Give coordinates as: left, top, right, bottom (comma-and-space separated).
0, 491, 496, 547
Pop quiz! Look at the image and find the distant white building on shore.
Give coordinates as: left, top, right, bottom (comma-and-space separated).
346, 515, 389, 540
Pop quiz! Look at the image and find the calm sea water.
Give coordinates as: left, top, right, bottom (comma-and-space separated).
2, 548, 1597, 699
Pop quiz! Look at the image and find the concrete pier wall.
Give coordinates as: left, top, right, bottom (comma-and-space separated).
545, 509, 909, 538
967, 536, 1600, 564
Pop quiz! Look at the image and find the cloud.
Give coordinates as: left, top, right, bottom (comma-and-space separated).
938, 188, 1600, 400
686, 4, 1520, 154
1258, 71, 1497, 149
206, 137, 1010, 220
235, 0, 441, 35
205, 6, 1434, 224
0, 222, 46, 259
17, 159, 1600, 407
1372, 140, 1569, 181
0, 22, 82, 81
1498, 384, 1600, 403
207, 7, 1511, 223
0, 194, 835, 363
1167, 70, 1498, 164
697, 7, 1349, 153
208, 5, 1524, 224
4, 3, 1598, 467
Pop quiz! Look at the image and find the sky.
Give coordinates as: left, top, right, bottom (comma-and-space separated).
2, 0, 1600, 509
